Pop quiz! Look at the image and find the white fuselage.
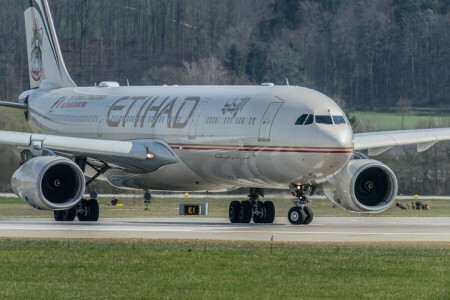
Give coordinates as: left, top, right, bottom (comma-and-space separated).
24, 85, 354, 191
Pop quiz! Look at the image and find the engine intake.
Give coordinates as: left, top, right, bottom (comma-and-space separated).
322, 159, 398, 213
11, 156, 85, 210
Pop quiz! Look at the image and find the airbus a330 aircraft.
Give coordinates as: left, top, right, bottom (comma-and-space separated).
0, 1, 449, 224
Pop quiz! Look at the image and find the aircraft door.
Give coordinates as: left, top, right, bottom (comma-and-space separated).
188, 101, 208, 140
98, 105, 110, 137
258, 102, 283, 142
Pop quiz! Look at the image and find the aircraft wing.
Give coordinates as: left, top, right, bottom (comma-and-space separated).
354, 128, 450, 156
0, 130, 179, 173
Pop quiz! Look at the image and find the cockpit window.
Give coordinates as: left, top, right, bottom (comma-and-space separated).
333, 116, 346, 125
295, 114, 308, 125
315, 115, 333, 124
304, 114, 314, 125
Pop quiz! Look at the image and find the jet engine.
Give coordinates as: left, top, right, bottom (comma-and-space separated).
11, 156, 85, 210
322, 159, 398, 213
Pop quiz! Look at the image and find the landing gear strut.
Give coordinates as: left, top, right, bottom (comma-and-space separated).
229, 188, 275, 224
288, 184, 314, 225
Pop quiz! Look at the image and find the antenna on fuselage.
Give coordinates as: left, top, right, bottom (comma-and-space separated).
127, 79, 130, 87
286, 78, 290, 86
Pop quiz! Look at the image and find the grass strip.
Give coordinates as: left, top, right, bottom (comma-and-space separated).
0, 238, 448, 299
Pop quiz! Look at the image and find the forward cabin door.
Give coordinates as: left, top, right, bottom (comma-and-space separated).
188, 101, 208, 140
98, 105, 111, 137
258, 101, 283, 142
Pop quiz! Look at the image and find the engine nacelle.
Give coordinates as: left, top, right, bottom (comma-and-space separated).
11, 156, 85, 210
322, 159, 398, 213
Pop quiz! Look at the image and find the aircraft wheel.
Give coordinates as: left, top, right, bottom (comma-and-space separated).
87, 199, 99, 221
253, 215, 264, 223
78, 199, 99, 222
252, 202, 265, 223
62, 207, 76, 221
303, 206, 313, 225
253, 212, 264, 223
239, 201, 252, 223
54, 207, 76, 222
229, 201, 241, 223
288, 207, 306, 225
78, 214, 89, 221
263, 201, 275, 224
54, 210, 63, 221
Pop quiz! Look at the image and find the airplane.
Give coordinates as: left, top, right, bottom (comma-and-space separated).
0, 0, 449, 224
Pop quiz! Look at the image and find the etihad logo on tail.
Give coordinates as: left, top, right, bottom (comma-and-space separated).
30, 19, 43, 82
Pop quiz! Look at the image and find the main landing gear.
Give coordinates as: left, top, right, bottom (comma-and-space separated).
229, 188, 275, 224
54, 193, 99, 222
288, 184, 314, 225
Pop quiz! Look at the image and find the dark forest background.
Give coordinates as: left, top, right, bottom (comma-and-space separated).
0, 0, 449, 106
0, 0, 449, 194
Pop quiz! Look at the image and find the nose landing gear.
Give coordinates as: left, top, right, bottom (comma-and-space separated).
288, 184, 314, 225
228, 188, 275, 224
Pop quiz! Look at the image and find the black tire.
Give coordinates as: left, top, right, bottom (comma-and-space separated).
263, 201, 275, 224
303, 206, 313, 225
288, 207, 306, 225
252, 202, 265, 223
78, 214, 89, 221
54, 210, 63, 221
77, 199, 88, 221
87, 199, 99, 221
253, 213, 265, 223
61, 207, 76, 221
239, 201, 252, 223
229, 201, 241, 223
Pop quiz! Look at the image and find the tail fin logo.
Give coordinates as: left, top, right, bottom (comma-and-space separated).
30, 20, 43, 82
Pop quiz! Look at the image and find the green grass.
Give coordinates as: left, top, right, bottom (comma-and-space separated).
0, 196, 448, 218
350, 111, 448, 131
0, 239, 448, 299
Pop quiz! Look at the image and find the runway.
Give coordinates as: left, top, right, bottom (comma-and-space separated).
0, 217, 449, 242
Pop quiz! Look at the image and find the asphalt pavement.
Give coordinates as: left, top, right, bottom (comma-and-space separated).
0, 217, 448, 242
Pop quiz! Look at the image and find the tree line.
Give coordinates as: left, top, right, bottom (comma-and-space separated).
0, 0, 449, 108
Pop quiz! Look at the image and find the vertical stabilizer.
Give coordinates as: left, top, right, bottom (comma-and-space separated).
24, 0, 76, 89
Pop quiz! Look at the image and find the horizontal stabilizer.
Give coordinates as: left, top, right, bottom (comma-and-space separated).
0, 101, 28, 110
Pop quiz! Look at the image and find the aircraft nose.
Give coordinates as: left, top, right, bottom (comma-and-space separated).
320, 126, 354, 150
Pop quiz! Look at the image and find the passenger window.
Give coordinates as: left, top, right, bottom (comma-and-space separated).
333, 116, 346, 125
295, 114, 308, 125
315, 115, 333, 124
304, 114, 314, 125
